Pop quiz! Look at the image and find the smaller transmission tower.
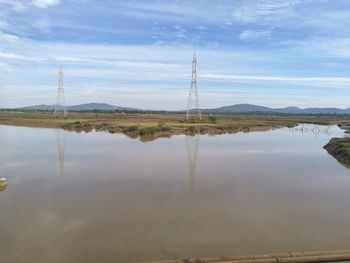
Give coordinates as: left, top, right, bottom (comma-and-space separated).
186, 52, 202, 122
54, 67, 68, 118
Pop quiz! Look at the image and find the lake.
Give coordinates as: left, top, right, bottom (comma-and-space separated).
1, 124, 350, 263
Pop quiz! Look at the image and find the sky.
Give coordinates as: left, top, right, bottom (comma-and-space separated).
1, 0, 350, 109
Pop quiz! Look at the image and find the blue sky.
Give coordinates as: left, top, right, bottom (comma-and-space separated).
1, 0, 350, 109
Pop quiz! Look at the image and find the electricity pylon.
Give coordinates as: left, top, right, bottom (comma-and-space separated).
186, 52, 202, 122
54, 67, 68, 118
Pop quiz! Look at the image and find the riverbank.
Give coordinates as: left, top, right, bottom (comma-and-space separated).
0, 111, 344, 140
324, 122, 350, 167
2, 111, 350, 163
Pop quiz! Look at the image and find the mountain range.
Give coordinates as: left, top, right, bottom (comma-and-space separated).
18, 103, 137, 111
202, 104, 350, 114
8, 103, 350, 114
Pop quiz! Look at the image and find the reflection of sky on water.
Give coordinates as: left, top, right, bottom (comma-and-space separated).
0, 124, 349, 263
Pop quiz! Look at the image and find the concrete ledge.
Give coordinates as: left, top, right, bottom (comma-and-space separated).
139, 249, 350, 263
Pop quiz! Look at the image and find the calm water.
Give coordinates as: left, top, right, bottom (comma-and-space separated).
1, 124, 350, 263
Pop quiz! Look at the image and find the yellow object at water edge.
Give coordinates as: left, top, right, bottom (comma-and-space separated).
0, 178, 7, 192
0, 178, 7, 187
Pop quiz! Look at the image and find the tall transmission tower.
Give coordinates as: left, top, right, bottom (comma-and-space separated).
186, 52, 202, 122
54, 67, 68, 118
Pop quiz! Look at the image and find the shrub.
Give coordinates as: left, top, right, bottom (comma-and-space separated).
157, 122, 166, 127
207, 115, 218, 123
127, 125, 138, 132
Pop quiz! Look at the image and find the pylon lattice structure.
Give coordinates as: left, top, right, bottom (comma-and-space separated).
186, 52, 202, 122
54, 67, 68, 118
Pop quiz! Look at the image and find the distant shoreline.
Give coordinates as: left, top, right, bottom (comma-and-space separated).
1, 111, 350, 165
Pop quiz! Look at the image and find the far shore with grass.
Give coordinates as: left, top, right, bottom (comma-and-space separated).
2, 111, 350, 165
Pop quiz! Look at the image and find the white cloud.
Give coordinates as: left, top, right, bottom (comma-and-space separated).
119, 1, 233, 25
2, 35, 350, 109
0, 31, 18, 41
201, 73, 350, 83
196, 25, 207, 30
174, 25, 186, 32
0, 0, 26, 11
239, 30, 271, 41
289, 38, 350, 58
231, 0, 316, 24
32, 0, 60, 8
0, 51, 27, 59
0, 0, 59, 11
232, 0, 292, 23
33, 17, 51, 32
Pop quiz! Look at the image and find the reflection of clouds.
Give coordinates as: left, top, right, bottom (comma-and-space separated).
14, 210, 88, 257
219, 149, 324, 156
56, 129, 66, 175
38, 211, 88, 234
61, 220, 87, 233
0, 161, 23, 169
186, 134, 199, 193
0, 209, 88, 263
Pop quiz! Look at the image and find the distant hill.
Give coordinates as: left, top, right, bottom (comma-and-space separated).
20, 104, 56, 111
9, 103, 350, 114
19, 103, 138, 111
203, 104, 272, 113
69, 103, 124, 111
202, 104, 350, 114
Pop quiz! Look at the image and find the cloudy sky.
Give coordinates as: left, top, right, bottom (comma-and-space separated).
1, 0, 350, 109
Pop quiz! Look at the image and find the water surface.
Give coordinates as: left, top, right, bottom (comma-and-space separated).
0, 124, 350, 263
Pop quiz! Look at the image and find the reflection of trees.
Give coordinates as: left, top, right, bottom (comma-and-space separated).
56, 129, 66, 175
185, 133, 200, 193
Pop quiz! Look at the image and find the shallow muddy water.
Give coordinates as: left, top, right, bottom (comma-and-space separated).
0, 124, 350, 263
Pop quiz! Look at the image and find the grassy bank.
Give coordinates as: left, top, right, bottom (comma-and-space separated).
324, 122, 350, 167
0, 111, 345, 139
2, 111, 350, 165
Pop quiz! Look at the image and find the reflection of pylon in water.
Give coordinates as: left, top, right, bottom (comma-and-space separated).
186, 133, 199, 193
301, 124, 307, 133
312, 125, 320, 134
56, 129, 66, 175
294, 124, 332, 135
54, 67, 68, 118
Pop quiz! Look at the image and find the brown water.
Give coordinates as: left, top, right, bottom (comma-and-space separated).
0, 124, 350, 263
